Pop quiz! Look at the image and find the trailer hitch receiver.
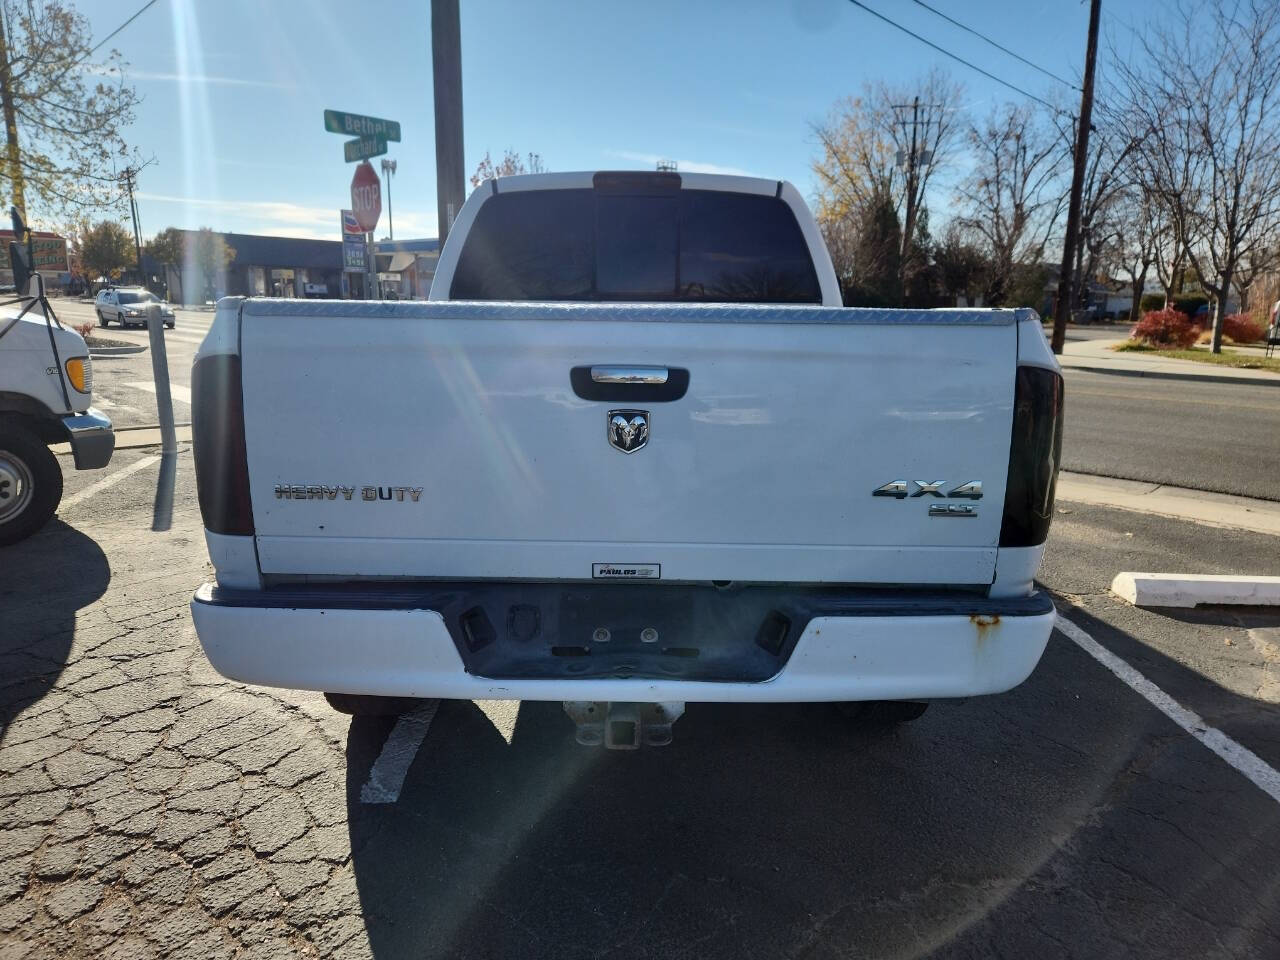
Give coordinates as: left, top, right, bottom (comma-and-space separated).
562, 701, 685, 749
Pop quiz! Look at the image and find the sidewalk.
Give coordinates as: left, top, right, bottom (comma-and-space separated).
1057, 471, 1280, 536
1055, 334, 1280, 386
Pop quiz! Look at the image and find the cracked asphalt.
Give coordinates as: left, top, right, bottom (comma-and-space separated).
2, 441, 1280, 957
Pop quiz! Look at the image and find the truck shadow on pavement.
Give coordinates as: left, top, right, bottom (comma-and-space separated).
0, 519, 110, 744
343, 606, 1280, 960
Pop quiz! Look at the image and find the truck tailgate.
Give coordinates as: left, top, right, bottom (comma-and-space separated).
239, 301, 1016, 586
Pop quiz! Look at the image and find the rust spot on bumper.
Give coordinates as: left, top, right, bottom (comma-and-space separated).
970, 613, 1001, 645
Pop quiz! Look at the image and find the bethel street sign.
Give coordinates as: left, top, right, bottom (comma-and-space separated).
344, 135, 389, 163
324, 109, 401, 142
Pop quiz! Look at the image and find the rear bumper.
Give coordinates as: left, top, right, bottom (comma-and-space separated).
62, 408, 114, 470
190, 583, 1056, 703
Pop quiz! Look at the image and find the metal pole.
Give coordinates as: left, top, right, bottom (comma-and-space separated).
125, 168, 176, 454
382, 158, 395, 241
1050, 0, 1102, 355
432, 0, 464, 245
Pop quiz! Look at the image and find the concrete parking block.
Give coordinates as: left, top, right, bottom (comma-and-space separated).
1112, 571, 1280, 608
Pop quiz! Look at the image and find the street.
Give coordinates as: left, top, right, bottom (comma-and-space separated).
1063, 369, 1280, 501
3, 337, 1280, 957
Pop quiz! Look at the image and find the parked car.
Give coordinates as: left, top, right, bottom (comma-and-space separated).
95, 287, 176, 329
0, 294, 115, 544
188, 171, 1063, 747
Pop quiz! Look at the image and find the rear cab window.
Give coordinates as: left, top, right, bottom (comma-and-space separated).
450, 180, 822, 303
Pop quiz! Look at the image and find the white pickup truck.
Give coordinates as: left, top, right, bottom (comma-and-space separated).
190, 171, 1062, 746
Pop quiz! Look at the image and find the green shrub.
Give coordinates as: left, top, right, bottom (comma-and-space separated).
1171, 293, 1209, 317
1139, 292, 1166, 314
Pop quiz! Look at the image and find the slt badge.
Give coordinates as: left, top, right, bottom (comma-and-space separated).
607, 409, 649, 454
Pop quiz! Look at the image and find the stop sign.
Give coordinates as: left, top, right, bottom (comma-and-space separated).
350, 161, 381, 233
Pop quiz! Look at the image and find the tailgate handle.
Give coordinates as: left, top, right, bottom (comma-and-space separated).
571, 366, 689, 402
591, 365, 668, 384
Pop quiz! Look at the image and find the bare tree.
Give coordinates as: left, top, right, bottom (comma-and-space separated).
1117, 0, 1280, 351
953, 103, 1069, 306
812, 69, 964, 302
469, 149, 544, 190
1070, 130, 1139, 312
1111, 189, 1161, 321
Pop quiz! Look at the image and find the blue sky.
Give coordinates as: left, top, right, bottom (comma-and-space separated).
82, 0, 1154, 242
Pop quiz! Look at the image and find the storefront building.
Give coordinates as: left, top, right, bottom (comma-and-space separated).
162, 231, 345, 305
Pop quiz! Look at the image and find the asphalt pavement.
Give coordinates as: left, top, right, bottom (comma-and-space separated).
3, 439, 1280, 958
1062, 368, 1280, 501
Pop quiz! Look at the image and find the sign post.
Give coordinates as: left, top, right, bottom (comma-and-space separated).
350, 162, 382, 299
325, 110, 400, 299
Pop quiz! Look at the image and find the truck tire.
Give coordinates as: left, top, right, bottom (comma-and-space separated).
837, 700, 929, 725
0, 424, 63, 546
323, 692, 430, 716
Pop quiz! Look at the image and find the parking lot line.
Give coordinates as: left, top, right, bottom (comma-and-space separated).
125, 380, 193, 404
58, 454, 161, 513
359, 700, 441, 804
1057, 615, 1280, 805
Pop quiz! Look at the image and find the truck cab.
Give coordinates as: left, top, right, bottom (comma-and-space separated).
0, 293, 115, 544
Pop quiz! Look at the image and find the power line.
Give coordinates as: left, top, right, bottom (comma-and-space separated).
907, 0, 1081, 91
845, 0, 1063, 113
86, 0, 160, 59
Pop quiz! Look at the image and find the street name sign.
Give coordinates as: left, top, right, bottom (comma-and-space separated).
344, 135, 389, 163
324, 109, 401, 142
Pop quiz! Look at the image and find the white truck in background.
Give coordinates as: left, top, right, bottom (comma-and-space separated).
189, 171, 1062, 747
0, 284, 115, 545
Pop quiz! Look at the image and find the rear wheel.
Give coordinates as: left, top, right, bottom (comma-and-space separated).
0, 424, 63, 546
836, 700, 929, 725
96, 309, 108, 327
324, 692, 430, 716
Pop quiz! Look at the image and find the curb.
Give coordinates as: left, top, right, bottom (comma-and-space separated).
1111, 572, 1280, 608
1061, 361, 1280, 388
89, 344, 147, 356
1056, 472, 1280, 536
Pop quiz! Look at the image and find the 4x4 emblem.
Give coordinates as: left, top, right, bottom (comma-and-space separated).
607, 409, 649, 454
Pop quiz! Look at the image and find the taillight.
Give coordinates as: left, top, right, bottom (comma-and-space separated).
999, 365, 1064, 548
192, 354, 255, 536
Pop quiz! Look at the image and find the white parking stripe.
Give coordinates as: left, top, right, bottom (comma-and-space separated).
359, 700, 440, 804
126, 380, 192, 404
1057, 615, 1280, 805
59, 454, 160, 513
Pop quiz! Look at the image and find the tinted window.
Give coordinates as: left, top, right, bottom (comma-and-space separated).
117, 291, 156, 304
450, 190, 593, 301
679, 192, 821, 303
450, 186, 821, 303
596, 195, 678, 297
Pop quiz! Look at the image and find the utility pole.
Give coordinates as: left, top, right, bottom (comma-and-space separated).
891, 97, 935, 304
431, 0, 464, 246
123, 169, 144, 285
1051, 0, 1102, 355
0, 8, 25, 219
381, 158, 397, 240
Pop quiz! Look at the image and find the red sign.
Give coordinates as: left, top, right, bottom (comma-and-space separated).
350, 161, 381, 233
